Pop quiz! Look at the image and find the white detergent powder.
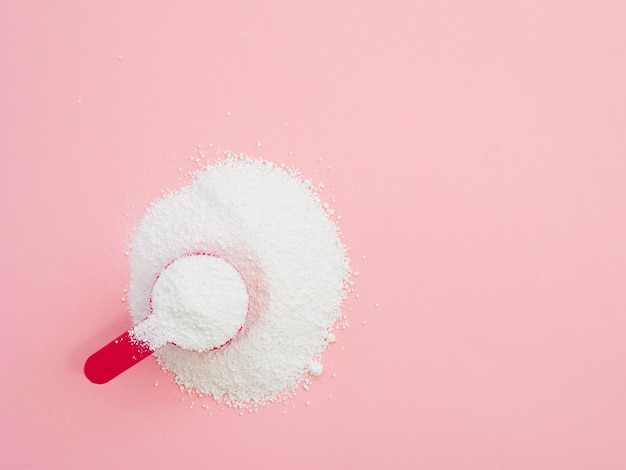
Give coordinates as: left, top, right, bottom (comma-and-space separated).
128, 156, 350, 406
131, 253, 249, 351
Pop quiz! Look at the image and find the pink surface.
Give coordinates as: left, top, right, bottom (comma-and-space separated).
2, 1, 626, 468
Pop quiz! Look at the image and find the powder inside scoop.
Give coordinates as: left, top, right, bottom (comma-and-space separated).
131, 253, 248, 351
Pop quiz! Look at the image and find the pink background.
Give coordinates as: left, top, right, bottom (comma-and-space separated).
2, 1, 626, 468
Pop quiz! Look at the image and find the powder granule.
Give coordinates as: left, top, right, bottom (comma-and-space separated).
128, 156, 350, 405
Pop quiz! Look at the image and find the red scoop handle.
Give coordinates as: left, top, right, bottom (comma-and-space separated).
84, 331, 154, 384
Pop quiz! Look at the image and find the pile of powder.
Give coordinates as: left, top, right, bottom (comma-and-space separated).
128, 155, 350, 405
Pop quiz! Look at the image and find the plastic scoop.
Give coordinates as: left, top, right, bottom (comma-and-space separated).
84, 253, 249, 384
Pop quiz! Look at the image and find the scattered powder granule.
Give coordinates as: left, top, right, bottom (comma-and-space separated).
307, 361, 324, 377
128, 156, 350, 406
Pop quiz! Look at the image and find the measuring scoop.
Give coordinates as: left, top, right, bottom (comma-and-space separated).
84, 253, 249, 384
